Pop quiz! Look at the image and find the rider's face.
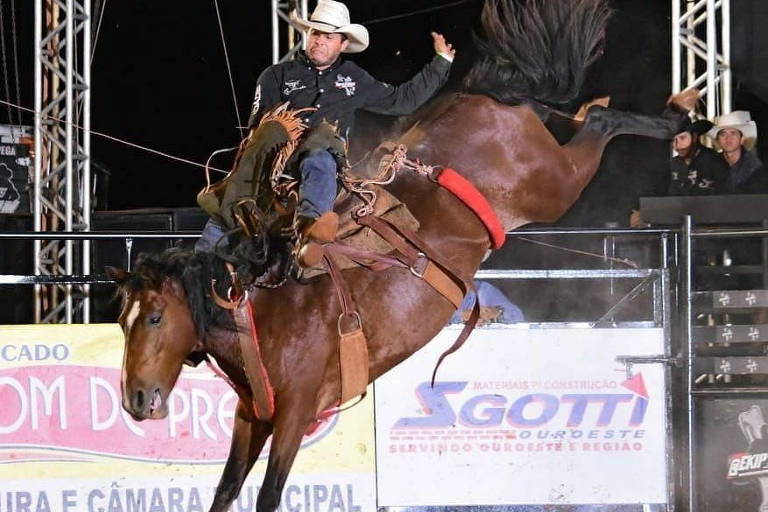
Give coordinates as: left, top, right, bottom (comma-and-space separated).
673, 131, 694, 158
307, 29, 348, 69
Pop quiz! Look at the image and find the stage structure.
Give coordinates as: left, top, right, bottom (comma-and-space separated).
672, 0, 733, 118
271, 0, 310, 64
33, 0, 92, 323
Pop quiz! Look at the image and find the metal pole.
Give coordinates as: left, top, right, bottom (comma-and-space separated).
706, 0, 718, 119
682, 215, 695, 511
686, 4, 696, 90
34, 0, 43, 323
271, 0, 279, 64
721, 0, 732, 114
65, 0, 74, 322
672, 0, 681, 94
82, 0, 92, 322
659, 233, 676, 511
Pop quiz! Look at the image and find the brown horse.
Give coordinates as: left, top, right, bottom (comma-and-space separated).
108, 1, 684, 510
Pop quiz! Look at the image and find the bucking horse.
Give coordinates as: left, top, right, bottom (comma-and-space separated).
107, 1, 690, 510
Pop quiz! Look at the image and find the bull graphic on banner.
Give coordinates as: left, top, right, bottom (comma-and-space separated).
728, 405, 768, 511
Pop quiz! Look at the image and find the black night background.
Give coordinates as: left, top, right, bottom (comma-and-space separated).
3, 0, 768, 225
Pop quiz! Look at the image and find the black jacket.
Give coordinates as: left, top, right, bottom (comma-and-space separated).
728, 148, 767, 194
247, 52, 452, 137
668, 146, 730, 196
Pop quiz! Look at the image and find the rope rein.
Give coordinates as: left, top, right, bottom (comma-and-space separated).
341, 143, 436, 217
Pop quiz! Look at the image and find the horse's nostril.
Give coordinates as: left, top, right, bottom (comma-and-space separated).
149, 388, 162, 414
134, 389, 145, 410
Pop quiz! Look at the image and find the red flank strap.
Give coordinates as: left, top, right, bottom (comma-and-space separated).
436, 168, 506, 249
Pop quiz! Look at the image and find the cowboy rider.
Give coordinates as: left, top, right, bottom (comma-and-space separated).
197, 0, 456, 268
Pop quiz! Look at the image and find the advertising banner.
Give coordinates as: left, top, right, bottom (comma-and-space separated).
374, 327, 668, 507
0, 324, 376, 512
0, 126, 31, 215
696, 398, 768, 512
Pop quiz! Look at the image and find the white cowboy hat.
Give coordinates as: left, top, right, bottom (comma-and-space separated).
291, 0, 369, 54
708, 110, 758, 149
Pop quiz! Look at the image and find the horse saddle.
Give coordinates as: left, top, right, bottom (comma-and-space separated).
300, 185, 420, 279
197, 103, 421, 283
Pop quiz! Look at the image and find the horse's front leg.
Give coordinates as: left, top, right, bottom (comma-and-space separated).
209, 399, 272, 512
256, 397, 316, 512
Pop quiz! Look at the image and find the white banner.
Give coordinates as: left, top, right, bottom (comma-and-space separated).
0, 324, 376, 512
374, 327, 668, 507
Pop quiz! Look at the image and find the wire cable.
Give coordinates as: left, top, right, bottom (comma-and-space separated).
1, 99, 230, 174
213, 0, 244, 139
362, 0, 477, 26
0, 0, 17, 126
10, 0, 21, 128
91, 0, 108, 65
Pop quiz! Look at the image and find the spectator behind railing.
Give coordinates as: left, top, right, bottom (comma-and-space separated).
708, 111, 768, 194
666, 117, 730, 196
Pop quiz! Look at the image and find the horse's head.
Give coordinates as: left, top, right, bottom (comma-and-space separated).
107, 253, 204, 421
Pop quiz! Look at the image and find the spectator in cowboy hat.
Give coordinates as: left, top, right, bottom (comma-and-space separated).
709, 110, 768, 194
667, 116, 729, 196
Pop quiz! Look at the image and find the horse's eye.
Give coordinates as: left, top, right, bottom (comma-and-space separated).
148, 313, 162, 326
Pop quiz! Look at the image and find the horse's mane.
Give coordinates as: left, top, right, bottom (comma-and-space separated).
123, 247, 236, 335
463, 0, 611, 107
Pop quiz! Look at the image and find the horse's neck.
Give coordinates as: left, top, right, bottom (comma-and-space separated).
204, 326, 249, 387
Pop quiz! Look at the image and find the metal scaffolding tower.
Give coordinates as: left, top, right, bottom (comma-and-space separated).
672, 0, 733, 119
271, 0, 310, 64
33, 0, 92, 323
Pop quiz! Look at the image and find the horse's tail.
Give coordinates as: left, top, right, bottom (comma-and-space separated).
463, 0, 611, 106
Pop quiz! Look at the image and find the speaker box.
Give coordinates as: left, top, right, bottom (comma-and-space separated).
90, 208, 207, 323
0, 214, 33, 323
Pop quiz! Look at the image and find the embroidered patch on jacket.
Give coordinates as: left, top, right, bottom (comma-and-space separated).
283, 80, 307, 96
335, 74, 356, 96
250, 84, 262, 116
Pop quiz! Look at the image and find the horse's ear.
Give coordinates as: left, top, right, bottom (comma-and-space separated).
105, 266, 130, 284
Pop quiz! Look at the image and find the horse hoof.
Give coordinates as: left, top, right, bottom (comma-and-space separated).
667, 88, 700, 113
574, 96, 611, 122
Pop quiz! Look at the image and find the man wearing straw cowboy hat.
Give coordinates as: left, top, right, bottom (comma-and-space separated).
709, 110, 768, 194
239, 0, 456, 266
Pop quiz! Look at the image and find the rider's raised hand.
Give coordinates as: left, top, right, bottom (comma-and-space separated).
431, 32, 456, 60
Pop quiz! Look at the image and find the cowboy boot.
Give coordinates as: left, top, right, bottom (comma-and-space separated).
294, 212, 339, 268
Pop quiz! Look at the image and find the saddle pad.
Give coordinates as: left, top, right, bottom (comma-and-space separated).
300, 185, 420, 279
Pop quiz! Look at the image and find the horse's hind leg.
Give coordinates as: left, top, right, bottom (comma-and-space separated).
559, 105, 685, 191
256, 402, 315, 512
582, 105, 686, 141
209, 401, 273, 512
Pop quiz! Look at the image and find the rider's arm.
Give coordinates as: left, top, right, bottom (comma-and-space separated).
361, 54, 452, 116
247, 67, 283, 129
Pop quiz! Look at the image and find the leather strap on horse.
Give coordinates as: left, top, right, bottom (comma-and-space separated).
355, 214, 481, 384
210, 263, 275, 420
232, 299, 275, 421
356, 215, 465, 309
323, 247, 370, 405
